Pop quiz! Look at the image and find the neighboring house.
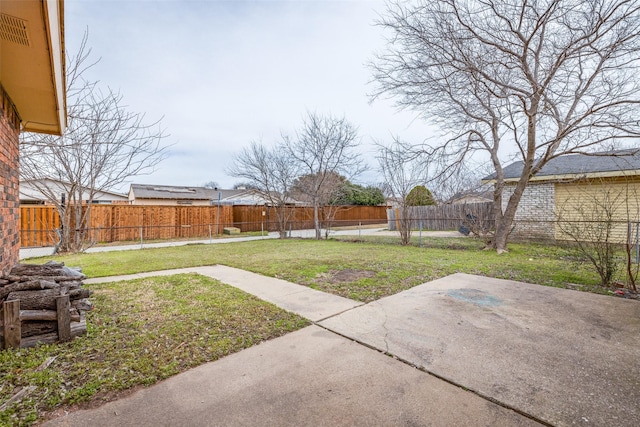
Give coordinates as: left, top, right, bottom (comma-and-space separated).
0, 0, 66, 274
128, 184, 289, 206
483, 149, 640, 241
385, 197, 400, 209
20, 179, 129, 205
448, 190, 493, 205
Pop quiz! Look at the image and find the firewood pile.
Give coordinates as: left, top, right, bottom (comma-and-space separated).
0, 261, 93, 349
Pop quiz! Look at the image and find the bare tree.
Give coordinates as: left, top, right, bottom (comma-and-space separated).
291, 171, 349, 238
284, 112, 364, 239
20, 35, 168, 253
377, 139, 429, 245
228, 141, 299, 238
371, 0, 640, 253
203, 181, 220, 189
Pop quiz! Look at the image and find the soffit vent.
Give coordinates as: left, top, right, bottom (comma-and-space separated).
0, 13, 30, 47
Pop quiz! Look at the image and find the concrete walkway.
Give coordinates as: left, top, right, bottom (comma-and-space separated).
86, 266, 363, 322
49, 267, 640, 426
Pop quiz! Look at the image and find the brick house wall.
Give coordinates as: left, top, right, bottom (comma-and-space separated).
502, 182, 555, 240
0, 85, 21, 275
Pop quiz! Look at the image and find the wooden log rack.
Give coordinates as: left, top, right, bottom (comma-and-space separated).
1, 295, 87, 349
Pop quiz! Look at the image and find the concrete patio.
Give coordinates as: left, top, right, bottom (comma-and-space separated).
46, 267, 639, 426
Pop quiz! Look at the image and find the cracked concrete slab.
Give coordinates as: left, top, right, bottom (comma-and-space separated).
319, 273, 640, 427
44, 326, 541, 427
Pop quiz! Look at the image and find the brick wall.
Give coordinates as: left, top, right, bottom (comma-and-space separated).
0, 85, 21, 275
502, 182, 555, 240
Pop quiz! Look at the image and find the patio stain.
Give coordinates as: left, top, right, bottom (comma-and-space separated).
446, 289, 502, 307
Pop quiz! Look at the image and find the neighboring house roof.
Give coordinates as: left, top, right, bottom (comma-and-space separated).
129, 184, 244, 201
20, 179, 128, 203
0, 0, 66, 135
484, 149, 640, 183
449, 190, 493, 204
129, 184, 292, 205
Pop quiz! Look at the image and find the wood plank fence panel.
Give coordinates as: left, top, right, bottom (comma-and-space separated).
20, 206, 60, 247
331, 205, 389, 226
20, 204, 383, 246
387, 202, 495, 231
231, 205, 388, 232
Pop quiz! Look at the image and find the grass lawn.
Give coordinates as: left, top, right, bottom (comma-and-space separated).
0, 274, 308, 427
34, 236, 604, 302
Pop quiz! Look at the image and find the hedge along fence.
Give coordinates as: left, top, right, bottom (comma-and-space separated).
387, 202, 495, 231
20, 204, 389, 247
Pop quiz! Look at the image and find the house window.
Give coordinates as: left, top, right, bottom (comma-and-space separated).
177, 200, 193, 205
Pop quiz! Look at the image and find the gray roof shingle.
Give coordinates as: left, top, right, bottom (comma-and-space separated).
130, 184, 245, 201
486, 149, 640, 181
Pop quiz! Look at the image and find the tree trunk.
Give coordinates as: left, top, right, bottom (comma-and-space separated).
490, 176, 531, 253
6, 288, 92, 310
6, 289, 60, 310
399, 205, 412, 245
275, 204, 289, 239
20, 321, 57, 338
493, 219, 511, 254
10, 262, 85, 279
313, 201, 321, 239
18, 320, 87, 349
0, 280, 60, 300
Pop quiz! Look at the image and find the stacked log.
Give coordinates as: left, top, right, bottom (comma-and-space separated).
0, 261, 93, 349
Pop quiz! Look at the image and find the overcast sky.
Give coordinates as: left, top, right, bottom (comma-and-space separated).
65, 0, 438, 192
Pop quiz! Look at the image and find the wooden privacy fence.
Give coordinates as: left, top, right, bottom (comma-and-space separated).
387, 202, 495, 231
232, 205, 389, 232
20, 206, 61, 248
20, 204, 388, 247
89, 205, 234, 242
20, 205, 234, 247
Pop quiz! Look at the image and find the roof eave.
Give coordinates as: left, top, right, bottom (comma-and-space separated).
483, 169, 640, 185
0, 0, 67, 135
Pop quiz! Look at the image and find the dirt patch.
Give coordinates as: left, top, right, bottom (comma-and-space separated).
316, 269, 376, 284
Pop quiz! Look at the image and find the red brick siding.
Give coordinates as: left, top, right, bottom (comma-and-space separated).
0, 85, 21, 275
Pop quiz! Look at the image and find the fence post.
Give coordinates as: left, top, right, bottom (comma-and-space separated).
3, 300, 21, 349
139, 226, 143, 249
395, 208, 400, 232
209, 224, 212, 244
359, 221, 361, 239
419, 220, 422, 247
56, 295, 71, 342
